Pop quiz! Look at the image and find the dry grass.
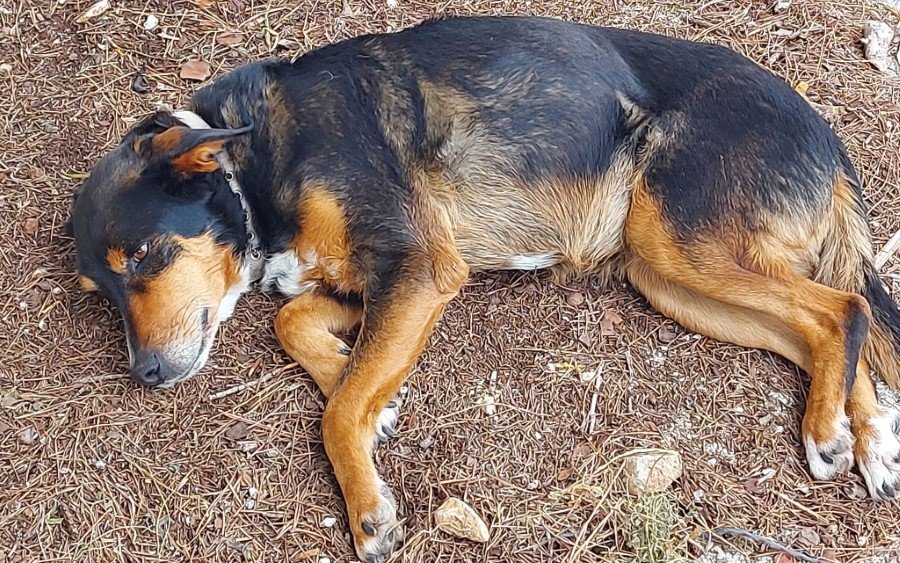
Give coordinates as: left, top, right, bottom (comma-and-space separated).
1, 0, 899, 561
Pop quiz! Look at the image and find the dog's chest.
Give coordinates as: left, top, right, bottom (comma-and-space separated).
261, 248, 361, 297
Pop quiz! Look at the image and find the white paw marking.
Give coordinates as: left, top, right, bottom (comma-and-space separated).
858, 410, 900, 501
356, 480, 403, 563
805, 415, 854, 480
374, 399, 401, 446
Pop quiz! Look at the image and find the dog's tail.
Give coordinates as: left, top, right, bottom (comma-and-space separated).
815, 164, 900, 388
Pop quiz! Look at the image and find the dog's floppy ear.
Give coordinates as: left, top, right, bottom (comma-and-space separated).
150, 124, 253, 175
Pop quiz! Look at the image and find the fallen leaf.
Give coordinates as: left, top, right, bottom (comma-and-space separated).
225, 421, 248, 441
847, 482, 868, 500
775, 554, 795, 563
796, 527, 820, 549
131, 67, 150, 94
556, 468, 574, 481
794, 80, 810, 95
600, 310, 622, 336
19, 426, 38, 445
572, 442, 592, 459
179, 60, 211, 82
743, 477, 767, 494
434, 498, 490, 542
75, 0, 110, 23
22, 217, 39, 236
861, 21, 899, 76
217, 32, 243, 47
658, 326, 677, 343
295, 548, 319, 560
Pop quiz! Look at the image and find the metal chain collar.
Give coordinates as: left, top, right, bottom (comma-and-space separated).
171, 110, 265, 280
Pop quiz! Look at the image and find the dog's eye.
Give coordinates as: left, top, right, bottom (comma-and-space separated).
133, 242, 150, 262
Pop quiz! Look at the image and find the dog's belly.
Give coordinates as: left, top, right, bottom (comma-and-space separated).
447, 171, 632, 280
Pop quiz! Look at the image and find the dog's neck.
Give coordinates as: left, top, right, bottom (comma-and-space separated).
172, 109, 266, 282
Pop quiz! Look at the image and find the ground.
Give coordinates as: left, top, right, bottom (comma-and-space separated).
1, 1, 900, 562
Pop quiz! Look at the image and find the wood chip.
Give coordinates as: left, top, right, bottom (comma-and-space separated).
217, 32, 243, 46
179, 60, 211, 82
434, 498, 490, 543
75, 0, 110, 23
225, 421, 248, 441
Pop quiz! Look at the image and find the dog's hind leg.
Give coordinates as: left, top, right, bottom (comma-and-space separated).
322, 262, 463, 563
626, 180, 872, 485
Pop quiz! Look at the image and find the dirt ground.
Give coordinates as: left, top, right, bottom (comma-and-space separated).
2, 1, 900, 562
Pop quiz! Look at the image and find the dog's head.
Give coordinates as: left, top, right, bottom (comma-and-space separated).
69, 111, 254, 388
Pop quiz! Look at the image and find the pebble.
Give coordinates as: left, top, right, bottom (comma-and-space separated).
434, 498, 490, 543
621, 449, 683, 495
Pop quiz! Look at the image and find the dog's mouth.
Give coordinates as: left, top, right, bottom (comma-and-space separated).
156, 307, 213, 388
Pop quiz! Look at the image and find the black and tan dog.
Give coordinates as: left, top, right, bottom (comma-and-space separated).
69, 16, 900, 561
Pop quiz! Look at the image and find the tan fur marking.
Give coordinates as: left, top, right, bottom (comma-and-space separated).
152, 127, 186, 152
79, 276, 99, 293
290, 188, 364, 294
128, 233, 238, 348
275, 291, 362, 398
106, 247, 127, 275
171, 140, 224, 175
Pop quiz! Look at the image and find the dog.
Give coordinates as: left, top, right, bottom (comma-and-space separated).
68, 16, 900, 562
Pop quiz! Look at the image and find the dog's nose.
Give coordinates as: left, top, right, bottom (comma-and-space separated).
131, 350, 165, 387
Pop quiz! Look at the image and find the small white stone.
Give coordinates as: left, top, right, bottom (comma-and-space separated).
143, 14, 158, 31
386, 0, 399, 7
317, 556, 331, 563
94, 459, 107, 469
320, 516, 337, 528
478, 394, 496, 416
580, 370, 596, 383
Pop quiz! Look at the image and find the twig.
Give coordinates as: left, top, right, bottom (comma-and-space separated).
208, 362, 298, 401
708, 527, 822, 563
875, 229, 900, 270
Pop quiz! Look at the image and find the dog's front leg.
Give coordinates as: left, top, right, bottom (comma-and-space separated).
322, 264, 461, 562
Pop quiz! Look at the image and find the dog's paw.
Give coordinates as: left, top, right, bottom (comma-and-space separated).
373, 398, 401, 447
804, 414, 854, 480
354, 482, 404, 563
856, 410, 900, 500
